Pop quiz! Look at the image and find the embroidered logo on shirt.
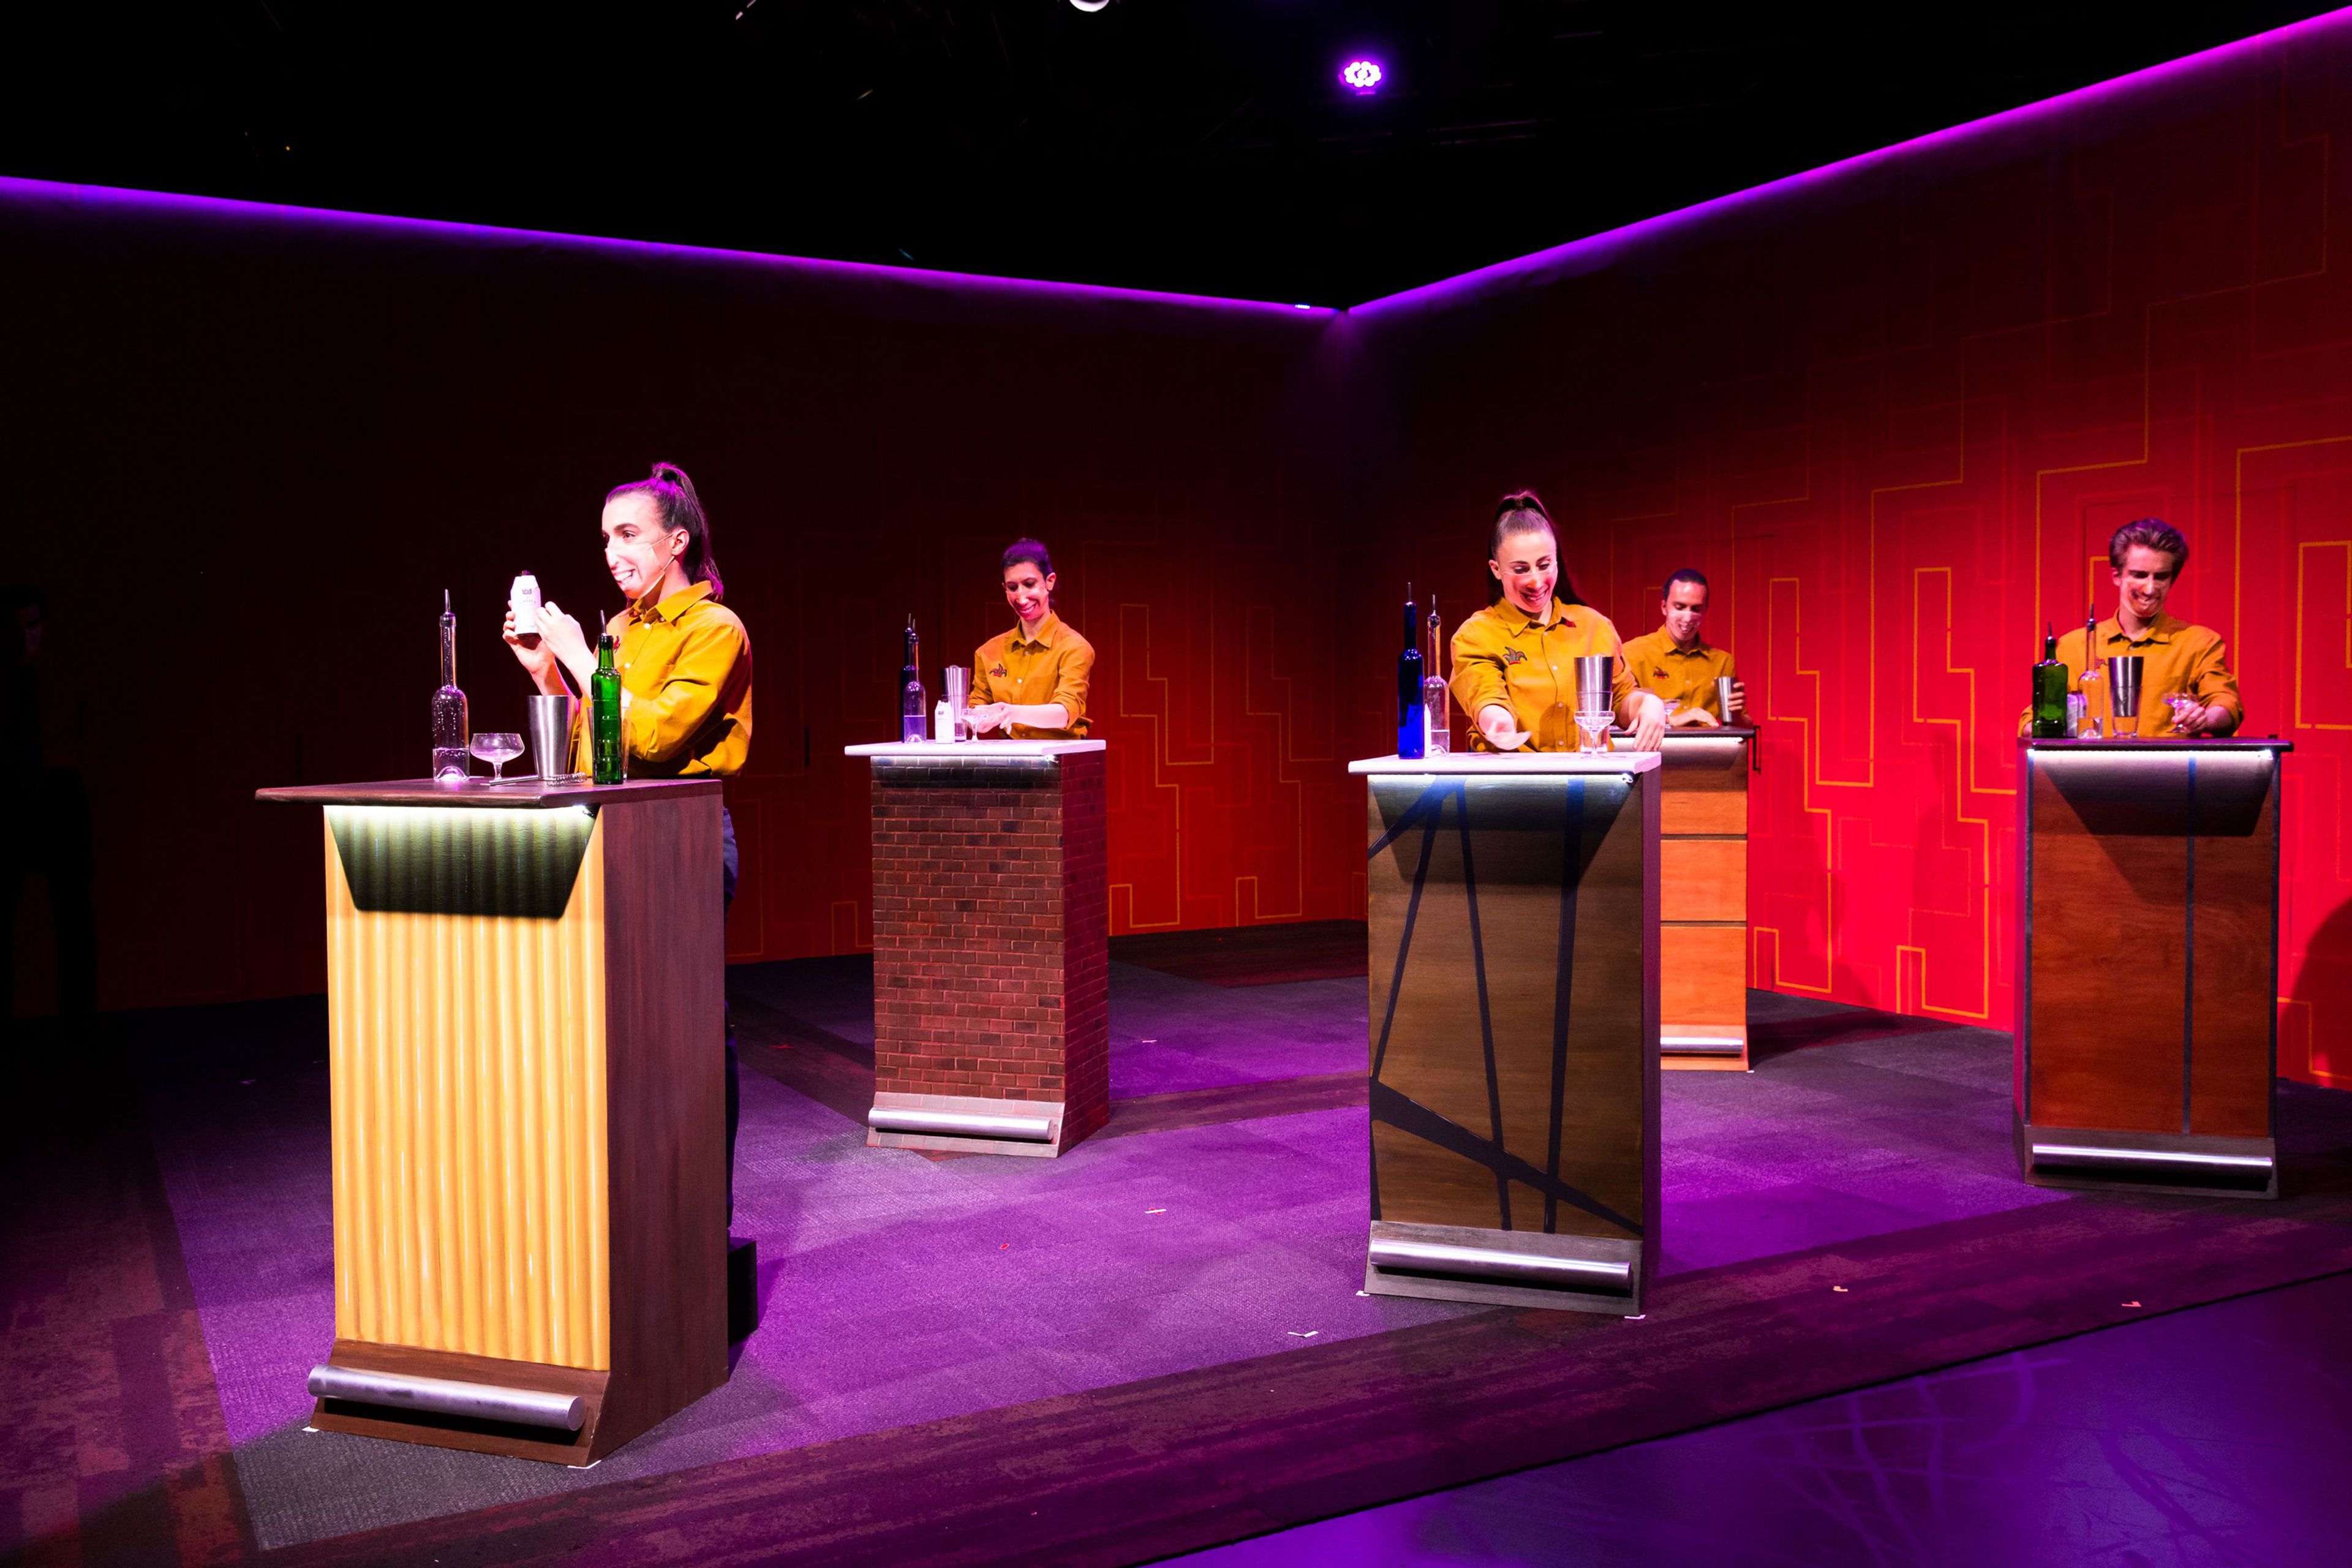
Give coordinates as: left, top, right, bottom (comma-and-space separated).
990, 663, 1009, 677
1502, 648, 1527, 666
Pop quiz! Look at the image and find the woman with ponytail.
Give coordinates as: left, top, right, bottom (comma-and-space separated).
1450, 489, 1665, 753
503, 459, 755, 1210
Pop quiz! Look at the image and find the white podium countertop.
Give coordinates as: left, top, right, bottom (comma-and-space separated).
1349, 751, 1662, 777
846, 739, 1106, 760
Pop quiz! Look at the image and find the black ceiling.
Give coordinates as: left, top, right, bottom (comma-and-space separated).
1, 2, 2329, 304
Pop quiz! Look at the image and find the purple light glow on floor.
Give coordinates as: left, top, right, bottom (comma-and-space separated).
137, 961, 2065, 1550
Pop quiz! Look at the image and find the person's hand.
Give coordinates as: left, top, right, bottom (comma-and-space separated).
2174, 699, 2233, 736
969, 703, 1013, 734
502, 609, 559, 685
1477, 704, 1530, 750
535, 601, 592, 681
1629, 693, 1667, 752
1669, 705, 1720, 728
1725, 680, 1747, 723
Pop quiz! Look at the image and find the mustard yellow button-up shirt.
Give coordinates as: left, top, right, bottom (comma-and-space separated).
1620, 628, 1736, 718
571, 580, 753, 777
2016, 612, 2242, 737
970, 611, 1095, 741
1450, 599, 1638, 752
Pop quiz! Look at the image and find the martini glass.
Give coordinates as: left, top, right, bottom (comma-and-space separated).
470, 731, 525, 781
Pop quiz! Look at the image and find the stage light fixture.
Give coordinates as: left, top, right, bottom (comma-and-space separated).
1341, 59, 1384, 95
1069, 0, 1109, 12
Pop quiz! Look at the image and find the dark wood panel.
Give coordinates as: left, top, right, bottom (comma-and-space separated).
1657, 738, 1748, 835
1365, 773, 1654, 1243
2189, 769, 2278, 1137
2026, 758, 2189, 1133
598, 794, 729, 1459
1660, 838, 1745, 922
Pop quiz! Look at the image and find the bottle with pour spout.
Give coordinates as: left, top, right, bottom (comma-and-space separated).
591, 618, 624, 784
1397, 584, 1425, 759
1422, 595, 1451, 753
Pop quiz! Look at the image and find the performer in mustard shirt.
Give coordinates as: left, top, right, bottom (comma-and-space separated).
968, 538, 1095, 741
2019, 519, 2241, 736
1451, 491, 1667, 752
1620, 568, 1744, 726
503, 460, 753, 1213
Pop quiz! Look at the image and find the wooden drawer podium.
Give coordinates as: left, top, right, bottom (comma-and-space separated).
1351, 751, 1661, 1316
1657, 728, 1754, 1069
2015, 739, 2290, 1197
256, 778, 728, 1463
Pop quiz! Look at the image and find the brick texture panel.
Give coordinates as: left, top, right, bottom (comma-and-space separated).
869, 752, 1110, 1144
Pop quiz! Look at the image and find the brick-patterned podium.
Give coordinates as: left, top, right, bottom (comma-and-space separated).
846, 740, 1109, 1157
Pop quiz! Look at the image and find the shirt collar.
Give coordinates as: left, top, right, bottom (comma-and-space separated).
1656, 631, 1712, 657
629, 579, 713, 627
1010, 610, 1062, 649
1498, 597, 1568, 635
2100, 612, 2181, 647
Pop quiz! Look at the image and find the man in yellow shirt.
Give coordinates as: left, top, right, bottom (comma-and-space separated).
1619, 568, 1744, 726
2025, 519, 2241, 737
967, 540, 1095, 741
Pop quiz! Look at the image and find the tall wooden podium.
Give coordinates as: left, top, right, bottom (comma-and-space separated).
256, 778, 728, 1463
1351, 750, 1661, 1315
2015, 739, 2290, 1198
1657, 728, 1754, 1069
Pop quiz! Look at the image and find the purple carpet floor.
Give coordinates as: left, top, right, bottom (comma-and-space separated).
135, 960, 2065, 1550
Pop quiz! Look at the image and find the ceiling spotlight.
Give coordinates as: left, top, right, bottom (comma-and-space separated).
1069, 0, 1110, 12
1341, 59, 1384, 95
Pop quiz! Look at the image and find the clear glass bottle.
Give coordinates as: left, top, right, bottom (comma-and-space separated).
430, 590, 470, 782
901, 617, 927, 743
1422, 596, 1451, 754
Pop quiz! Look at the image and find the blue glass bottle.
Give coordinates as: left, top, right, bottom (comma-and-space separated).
1398, 586, 1425, 759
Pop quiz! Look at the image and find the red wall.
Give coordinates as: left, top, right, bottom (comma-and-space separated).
0, 183, 1360, 1011
1349, 17, 2352, 1087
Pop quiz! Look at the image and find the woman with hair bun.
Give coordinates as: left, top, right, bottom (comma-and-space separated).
503, 459, 754, 1209
967, 538, 1095, 741
1451, 489, 1665, 753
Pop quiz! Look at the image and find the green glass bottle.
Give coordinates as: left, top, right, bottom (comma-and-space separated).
2030, 622, 2067, 738
591, 631, 624, 784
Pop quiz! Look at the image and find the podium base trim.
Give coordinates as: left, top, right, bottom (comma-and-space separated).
866, 1091, 1070, 1157
2016, 1118, 2277, 1199
308, 1339, 609, 1464
1364, 1221, 1646, 1315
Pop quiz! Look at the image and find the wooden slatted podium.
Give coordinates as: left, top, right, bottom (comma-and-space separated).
1351, 750, 1662, 1316
2015, 739, 2291, 1197
255, 778, 728, 1464
1657, 728, 1754, 1070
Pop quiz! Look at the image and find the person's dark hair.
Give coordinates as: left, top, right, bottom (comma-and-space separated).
2109, 518, 2188, 573
1487, 490, 1587, 607
606, 461, 723, 600
1663, 568, 1709, 599
1001, 538, 1055, 604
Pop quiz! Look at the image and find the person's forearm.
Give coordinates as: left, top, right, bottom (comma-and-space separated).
1008, 703, 1070, 729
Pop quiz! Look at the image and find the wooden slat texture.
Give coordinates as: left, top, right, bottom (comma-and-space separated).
1656, 738, 1748, 835
323, 815, 610, 1371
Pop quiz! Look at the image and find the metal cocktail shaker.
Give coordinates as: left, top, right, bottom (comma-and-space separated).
1716, 674, 1738, 724
1574, 654, 1615, 715
2105, 654, 2144, 736
527, 693, 574, 780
